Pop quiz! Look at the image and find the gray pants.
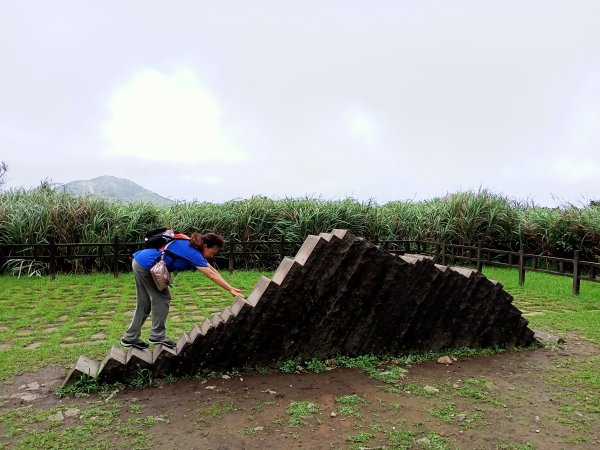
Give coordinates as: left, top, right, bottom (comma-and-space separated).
122, 259, 172, 341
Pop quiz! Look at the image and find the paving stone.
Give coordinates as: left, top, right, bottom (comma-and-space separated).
0, 343, 11, 350
64, 408, 80, 417
48, 411, 64, 422
16, 329, 34, 337
25, 342, 42, 350
11, 393, 39, 402
91, 332, 107, 340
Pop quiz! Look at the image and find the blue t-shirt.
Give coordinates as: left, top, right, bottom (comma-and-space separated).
133, 239, 208, 271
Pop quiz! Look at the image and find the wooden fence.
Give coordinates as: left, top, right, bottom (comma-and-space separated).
0, 238, 598, 294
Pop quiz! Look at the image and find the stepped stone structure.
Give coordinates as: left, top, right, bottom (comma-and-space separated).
63, 229, 536, 386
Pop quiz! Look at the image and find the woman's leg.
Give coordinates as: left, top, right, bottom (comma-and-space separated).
148, 285, 172, 341
122, 260, 153, 341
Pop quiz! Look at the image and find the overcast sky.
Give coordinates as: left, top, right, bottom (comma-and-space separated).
1, 1, 599, 206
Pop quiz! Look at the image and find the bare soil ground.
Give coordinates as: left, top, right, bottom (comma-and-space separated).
1, 336, 600, 449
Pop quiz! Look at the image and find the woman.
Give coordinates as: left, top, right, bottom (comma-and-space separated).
121, 232, 245, 349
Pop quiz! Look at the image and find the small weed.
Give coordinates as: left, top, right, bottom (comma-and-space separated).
336, 354, 381, 370
255, 365, 270, 375
336, 394, 367, 405
56, 374, 105, 396
286, 400, 320, 427
338, 405, 362, 418
428, 404, 456, 423
345, 431, 374, 444
272, 416, 284, 425
196, 401, 239, 428
280, 359, 299, 374
130, 367, 154, 388
369, 422, 384, 432
497, 443, 536, 450
455, 377, 501, 405
306, 357, 327, 373
335, 394, 366, 418
421, 431, 451, 449
457, 411, 483, 429
129, 404, 143, 414
163, 374, 178, 384
369, 366, 408, 384
386, 429, 415, 447
244, 425, 263, 435
402, 383, 438, 398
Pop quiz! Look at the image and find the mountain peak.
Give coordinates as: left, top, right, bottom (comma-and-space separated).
63, 175, 175, 206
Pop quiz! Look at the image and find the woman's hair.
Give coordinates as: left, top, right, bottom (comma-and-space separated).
189, 232, 225, 250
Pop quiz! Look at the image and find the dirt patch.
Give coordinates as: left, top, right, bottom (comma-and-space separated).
1, 337, 600, 449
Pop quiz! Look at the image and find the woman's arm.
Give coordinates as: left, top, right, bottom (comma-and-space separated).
197, 266, 244, 299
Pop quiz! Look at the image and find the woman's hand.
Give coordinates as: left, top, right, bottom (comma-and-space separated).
229, 287, 244, 299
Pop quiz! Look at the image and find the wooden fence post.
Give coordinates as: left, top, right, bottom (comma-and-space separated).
441, 242, 447, 266
280, 235, 286, 261
112, 236, 119, 278
476, 240, 483, 272
228, 238, 234, 273
518, 245, 525, 286
49, 238, 57, 280
573, 250, 580, 295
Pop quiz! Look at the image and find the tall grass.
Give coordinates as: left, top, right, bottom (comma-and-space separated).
1, 185, 599, 269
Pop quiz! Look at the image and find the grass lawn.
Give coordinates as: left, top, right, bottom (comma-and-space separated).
0, 266, 599, 381
0, 270, 269, 380
483, 267, 600, 345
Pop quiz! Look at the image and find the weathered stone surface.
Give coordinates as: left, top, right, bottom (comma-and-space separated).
62, 230, 536, 386
533, 330, 565, 345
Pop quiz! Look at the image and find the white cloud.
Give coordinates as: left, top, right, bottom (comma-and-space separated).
102, 68, 246, 163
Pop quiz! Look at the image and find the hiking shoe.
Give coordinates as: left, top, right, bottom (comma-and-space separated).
120, 338, 149, 350
149, 337, 177, 348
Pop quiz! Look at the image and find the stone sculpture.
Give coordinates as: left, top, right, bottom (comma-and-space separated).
63, 229, 536, 386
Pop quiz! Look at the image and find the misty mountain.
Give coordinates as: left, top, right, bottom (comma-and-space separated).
62, 175, 175, 206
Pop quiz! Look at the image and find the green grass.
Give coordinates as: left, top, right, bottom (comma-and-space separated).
482, 267, 600, 345
0, 270, 268, 380
285, 400, 320, 427
0, 400, 156, 450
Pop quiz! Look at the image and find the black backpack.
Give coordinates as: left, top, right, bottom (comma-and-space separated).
144, 228, 189, 249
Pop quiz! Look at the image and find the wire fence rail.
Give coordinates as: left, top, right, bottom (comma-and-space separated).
0, 238, 598, 295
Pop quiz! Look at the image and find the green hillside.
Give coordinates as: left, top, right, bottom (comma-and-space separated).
63, 175, 174, 206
